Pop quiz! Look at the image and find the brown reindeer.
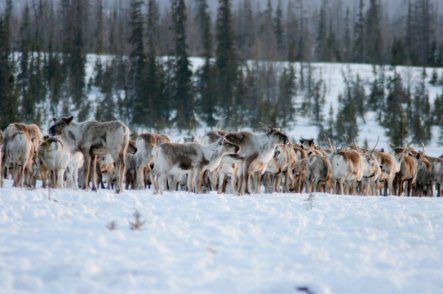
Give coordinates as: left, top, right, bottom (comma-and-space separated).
330, 148, 363, 195
1, 123, 43, 187
394, 152, 418, 196
134, 133, 170, 189
374, 149, 400, 196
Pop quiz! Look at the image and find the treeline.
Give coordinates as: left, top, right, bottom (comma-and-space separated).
0, 0, 443, 147
319, 67, 443, 147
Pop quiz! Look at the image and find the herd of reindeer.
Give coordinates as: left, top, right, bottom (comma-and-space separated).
0, 116, 442, 197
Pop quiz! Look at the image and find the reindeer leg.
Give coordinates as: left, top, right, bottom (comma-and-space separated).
90, 156, 98, 191
136, 164, 145, 190
82, 153, 91, 190
119, 152, 125, 193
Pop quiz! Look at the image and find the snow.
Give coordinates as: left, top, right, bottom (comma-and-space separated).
1, 180, 443, 293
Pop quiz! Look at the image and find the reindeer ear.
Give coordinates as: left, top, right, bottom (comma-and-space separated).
65, 116, 74, 125
52, 118, 57, 123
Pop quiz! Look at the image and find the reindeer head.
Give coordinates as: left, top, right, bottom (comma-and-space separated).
217, 137, 240, 155
266, 127, 288, 145
49, 116, 74, 136
299, 138, 315, 149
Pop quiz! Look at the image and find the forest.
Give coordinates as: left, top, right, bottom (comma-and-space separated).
0, 0, 442, 146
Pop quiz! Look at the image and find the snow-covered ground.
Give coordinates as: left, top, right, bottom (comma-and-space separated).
1, 179, 443, 293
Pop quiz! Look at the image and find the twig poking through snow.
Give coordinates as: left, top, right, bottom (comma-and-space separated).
106, 221, 117, 231
304, 194, 315, 210
129, 210, 146, 231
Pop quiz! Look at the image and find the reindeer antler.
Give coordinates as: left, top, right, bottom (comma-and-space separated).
370, 136, 379, 154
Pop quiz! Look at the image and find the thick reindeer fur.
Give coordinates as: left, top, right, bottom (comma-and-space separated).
151, 139, 239, 194
330, 149, 363, 195
1, 123, 43, 187
134, 133, 170, 189
427, 156, 443, 196
201, 130, 227, 145
293, 158, 309, 193
211, 155, 241, 194
266, 144, 297, 192
224, 128, 288, 194
360, 152, 382, 195
394, 153, 418, 196
125, 153, 138, 190
305, 152, 332, 193
374, 150, 400, 196
65, 152, 83, 189
49, 116, 130, 193
4, 132, 34, 187
414, 152, 433, 196
98, 154, 116, 189
38, 136, 70, 188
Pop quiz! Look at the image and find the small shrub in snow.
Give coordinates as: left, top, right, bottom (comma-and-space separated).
106, 221, 117, 231
129, 210, 146, 231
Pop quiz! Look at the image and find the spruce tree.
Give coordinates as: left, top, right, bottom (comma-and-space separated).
365, 0, 382, 64
147, 0, 167, 129
334, 92, 358, 145
277, 65, 296, 127
95, 63, 116, 121
410, 69, 432, 144
196, 0, 217, 127
70, 0, 87, 119
352, 0, 366, 62
128, 0, 146, 127
0, 17, 19, 129
274, 0, 285, 59
315, 3, 327, 61
342, 8, 351, 63
383, 73, 409, 146
171, 0, 195, 130
216, 0, 239, 127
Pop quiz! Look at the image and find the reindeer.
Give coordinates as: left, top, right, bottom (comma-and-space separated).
134, 133, 170, 189
98, 154, 116, 189
224, 127, 288, 194
305, 151, 332, 193
428, 156, 443, 197
37, 136, 70, 188
359, 151, 382, 195
3, 131, 34, 187
394, 150, 418, 196
1, 123, 43, 187
49, 116, 130, 193
265, 144, 297, 192
151, 138, 239, 194
374, 149, 400, 196
414, 152, 433, 196
125, 153, 138, 190
289, 144, 308, 192
330, 148, 363, 195
65, 152, 83, 189
211, 154, 241, 194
